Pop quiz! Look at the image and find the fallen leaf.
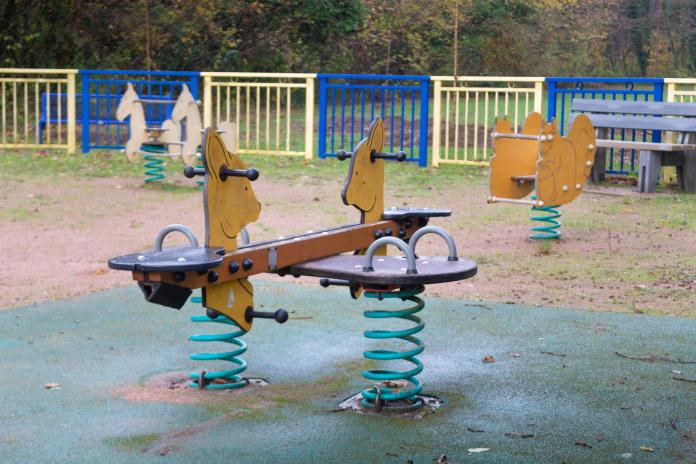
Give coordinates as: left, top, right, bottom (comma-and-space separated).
435, 454, 447, 463
575, 440, 592, 448
44, 383, 60, 390
640, 446, 655, 452
467, 427, 484, 433
467, 448, 490, 453
482, 355, 495, 363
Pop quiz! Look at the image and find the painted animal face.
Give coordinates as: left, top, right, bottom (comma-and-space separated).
341, 118, 385, 221
116, 83, 138, 122
202, 128, 261, 250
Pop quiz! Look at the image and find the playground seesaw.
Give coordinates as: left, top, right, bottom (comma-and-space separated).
108, 117, 477, 412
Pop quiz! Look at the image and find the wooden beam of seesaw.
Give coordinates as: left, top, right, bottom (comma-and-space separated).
131, 219, 420, 289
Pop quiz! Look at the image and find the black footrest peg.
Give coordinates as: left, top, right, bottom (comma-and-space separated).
245, 307, 289, 324
183, 165, 206, 178
320, 278, 352, 288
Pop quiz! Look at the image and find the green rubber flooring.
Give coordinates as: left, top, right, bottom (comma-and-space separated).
1, 281, 694, 463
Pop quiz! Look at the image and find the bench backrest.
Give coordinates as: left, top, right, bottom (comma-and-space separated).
570, 99, 696, 133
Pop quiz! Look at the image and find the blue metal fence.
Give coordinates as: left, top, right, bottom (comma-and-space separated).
317, 74, 430, 167
546, 77, 665, 174
79, 70, 200, 153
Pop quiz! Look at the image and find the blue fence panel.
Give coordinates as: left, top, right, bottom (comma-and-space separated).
317, 74, 430, 167
79, 70, 200, 153
546, 77, 665, 174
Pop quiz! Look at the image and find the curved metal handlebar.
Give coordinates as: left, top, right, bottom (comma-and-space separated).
362, 237, 418, 274
153, 224, 199, 252
409, 226, 458, 261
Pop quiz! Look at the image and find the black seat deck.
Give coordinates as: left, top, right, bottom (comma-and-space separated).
108, 246, 225, 272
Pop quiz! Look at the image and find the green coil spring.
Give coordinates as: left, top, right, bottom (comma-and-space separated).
141, 145, 167, 183
530, 195, 561, 240
188, 294, 248, 390
361, 286, 425, 411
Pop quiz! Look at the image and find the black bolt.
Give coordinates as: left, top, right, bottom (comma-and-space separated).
374, 229, 384, 239
173, 272, 185, 283
207, 271, 218, 283
418, 218, 428, 227
404, 220, 412, 228
228, 261, 240, 273
242, 258, 253, 270
206, 308, 220, 319
385, 228, 393, 236
398, 228, 406, 238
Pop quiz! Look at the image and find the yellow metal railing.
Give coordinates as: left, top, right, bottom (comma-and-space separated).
431, 76, 544, 167
202, 72, 316, 159
665, 78, 696, 103
0, 68, 77, 154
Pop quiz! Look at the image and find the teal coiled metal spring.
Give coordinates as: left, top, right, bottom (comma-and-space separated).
188, 294, 249, 390
141, 145, 167, 183
530, 195, 561, 240
361, 286, 425, 410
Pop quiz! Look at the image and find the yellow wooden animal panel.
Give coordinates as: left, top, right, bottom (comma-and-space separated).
203, 128, 261, 251
536, 115, 596, 206
489, 112, 542, 200
341, 117, 385, 224
203, 278, 254, 332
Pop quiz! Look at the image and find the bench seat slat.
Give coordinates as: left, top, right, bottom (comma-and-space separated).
595, 139, 696, 151
570, 113, 696, 132
572, 98, 696, 117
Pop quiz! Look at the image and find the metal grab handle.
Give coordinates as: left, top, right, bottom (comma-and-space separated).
409, 226, 458, 262
363, 237, 417, 274
153, 224, 199, 251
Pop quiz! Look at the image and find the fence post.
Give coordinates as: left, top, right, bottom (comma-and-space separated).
431, 79, 442, 167
666, 81, 675, 102
80, 71, 90, 153
418, 77, 430, 167
304, 76, 315, 160
317, 76, 327, 159
533, 80, 543, 114
203, 75, 212, 128
67, 72, 76, 154
545, 79, 556, 122
189, 74, 200, 100
652, 79, 665, 143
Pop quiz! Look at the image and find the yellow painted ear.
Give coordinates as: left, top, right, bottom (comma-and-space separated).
204, 278, 254, 332
341, 117, 385, 223
489, 112, 542, 200
202, 128, 261, 251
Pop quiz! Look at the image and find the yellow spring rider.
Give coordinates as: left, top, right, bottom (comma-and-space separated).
488, 112, 597, 239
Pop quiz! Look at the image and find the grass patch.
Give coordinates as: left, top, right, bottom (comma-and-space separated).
104, 433, 160, 451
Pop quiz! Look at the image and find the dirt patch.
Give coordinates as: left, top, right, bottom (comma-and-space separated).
111, 371, 268, 405
1, 166, 695, 318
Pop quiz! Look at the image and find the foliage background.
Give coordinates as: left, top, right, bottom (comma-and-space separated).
1, 0, 694, 76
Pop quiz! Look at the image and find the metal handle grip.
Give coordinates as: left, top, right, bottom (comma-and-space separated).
370, 149, 406, 162
219, 165, 259, 181
363, 237, 417, 274
153, 224, 199, 251
409, 226, 458, 261
183, 165, 205, 178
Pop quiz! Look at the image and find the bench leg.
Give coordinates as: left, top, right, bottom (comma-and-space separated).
638, 150, 661, 193
590, 147, 607, 183
676, 155, 696, 192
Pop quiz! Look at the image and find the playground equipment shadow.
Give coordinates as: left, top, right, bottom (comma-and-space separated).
1, 281, 694, 463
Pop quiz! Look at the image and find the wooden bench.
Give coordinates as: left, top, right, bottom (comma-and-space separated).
570, 99, 696, 192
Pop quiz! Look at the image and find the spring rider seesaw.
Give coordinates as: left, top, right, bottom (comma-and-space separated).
488, 112, 597, 239
108, 117, 477, 413
116, 83, 236, 184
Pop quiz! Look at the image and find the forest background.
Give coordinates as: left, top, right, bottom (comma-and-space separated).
0, 0, 694, 77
